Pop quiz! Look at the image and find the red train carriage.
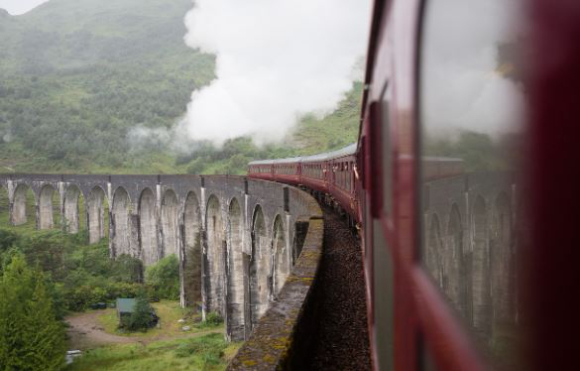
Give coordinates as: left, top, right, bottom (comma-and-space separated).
272, 158, 302, 184
249, 0, 580, 370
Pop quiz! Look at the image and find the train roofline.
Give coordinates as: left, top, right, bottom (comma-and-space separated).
249, 143, 358, 166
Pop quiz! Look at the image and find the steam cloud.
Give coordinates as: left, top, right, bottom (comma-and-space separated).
421, 0, 524, 138
179, 0, 372, 145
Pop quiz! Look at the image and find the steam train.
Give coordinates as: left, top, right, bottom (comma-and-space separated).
248, 144, 463, 224
249, 0, 580, 370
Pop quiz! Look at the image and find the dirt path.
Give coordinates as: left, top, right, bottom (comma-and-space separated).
66, 311, 222, 350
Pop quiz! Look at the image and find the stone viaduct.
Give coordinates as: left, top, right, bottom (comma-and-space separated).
422, 171, 519, 345
0, 171, 518, 368
0, 174, 320, 342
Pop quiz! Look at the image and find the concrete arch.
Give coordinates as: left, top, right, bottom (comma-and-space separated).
11, 184, 35, 226
227, 197, 245, 340
425, 214, 443, 287
206, 195, 225, 315
492, 192, 514, 327
139, 188, 159, 265
63, 185, 83, 234
87, 186, 107, 244
472, 196, 491, 339
39, 184, 57, 230
161, 189, 179, 258
112, 187, 132, 258
183, 191, 202, 308
249, 204, 271, 328
272, 214, 289, 296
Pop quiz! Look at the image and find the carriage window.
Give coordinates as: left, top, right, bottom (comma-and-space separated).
419, 0, 527, 368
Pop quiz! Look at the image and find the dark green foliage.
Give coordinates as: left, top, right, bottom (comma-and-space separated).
0, 230, 19, 255
205, 312, 224, 326
121, 295, 155, 332
145, 254, 180, 300
63, 281, 143, 312
0, 228, 148, 313
425, 130, 518, 172
0, 224, 180, 314
110, 254, 144, 283
185, 157, 207, 175
0, 255, 66, 371
196, 312, 224, 330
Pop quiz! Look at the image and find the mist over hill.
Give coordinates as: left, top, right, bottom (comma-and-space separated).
0, 0, 361, 174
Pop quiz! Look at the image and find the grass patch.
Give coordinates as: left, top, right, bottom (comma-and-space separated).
97, 300, 206, 338
66, 333, 241, 371
195, 312, 224, 330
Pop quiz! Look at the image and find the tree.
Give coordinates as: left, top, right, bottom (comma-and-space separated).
123, 295, 155, 332
145, 254, 180, 300
0, 255, 66, 371
110, 254, 144, 283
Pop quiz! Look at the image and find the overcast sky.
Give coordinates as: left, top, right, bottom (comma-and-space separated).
0, 0, 49, 15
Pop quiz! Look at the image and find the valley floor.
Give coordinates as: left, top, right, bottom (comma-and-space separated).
65, 300, 239, 370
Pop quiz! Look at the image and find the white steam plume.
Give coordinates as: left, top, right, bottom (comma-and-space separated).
180, 0, 372, 145
420, 0, 525, 138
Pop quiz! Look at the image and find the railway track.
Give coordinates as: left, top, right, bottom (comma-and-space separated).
304, 207, 371, 370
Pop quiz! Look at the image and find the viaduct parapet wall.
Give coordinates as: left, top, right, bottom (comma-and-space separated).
0, 174, 322, 343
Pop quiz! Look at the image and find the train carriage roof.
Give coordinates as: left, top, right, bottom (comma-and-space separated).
248, 159, 276, 166
248, 143, 358, 166
272, 157, 303, 164
300, 143, 357, 163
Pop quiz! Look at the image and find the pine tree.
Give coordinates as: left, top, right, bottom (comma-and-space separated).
126, 295, 154, 332
0, 255, 66, 371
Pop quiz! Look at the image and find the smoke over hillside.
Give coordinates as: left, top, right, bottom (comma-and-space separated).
179, 0, 372, 145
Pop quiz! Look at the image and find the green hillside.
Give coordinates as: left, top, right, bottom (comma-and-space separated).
0, 0, 361, 175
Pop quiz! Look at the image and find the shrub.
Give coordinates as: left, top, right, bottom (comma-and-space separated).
121, 295, 156, 332
110, 254, 144, 283
197, 312, 224, 329
186, 157, 206, 174
205, 312, 224, 326
145, 254, 180, 300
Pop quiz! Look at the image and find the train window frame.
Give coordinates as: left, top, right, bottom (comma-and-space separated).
380, 83, 393, 216
414, 0, 526, 368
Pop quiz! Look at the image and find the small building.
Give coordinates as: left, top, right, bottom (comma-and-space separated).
116, 298, 137, 322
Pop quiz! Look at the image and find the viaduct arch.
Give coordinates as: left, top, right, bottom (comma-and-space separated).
423, 172, 518, 344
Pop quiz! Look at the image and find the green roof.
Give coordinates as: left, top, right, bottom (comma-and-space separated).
116, 298, 137, 314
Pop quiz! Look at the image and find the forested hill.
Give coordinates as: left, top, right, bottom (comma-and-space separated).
0, 0, 215, 172
0, 0, 362, 174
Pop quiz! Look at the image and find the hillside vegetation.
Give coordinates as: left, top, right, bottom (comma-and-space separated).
0, 0, 362, 175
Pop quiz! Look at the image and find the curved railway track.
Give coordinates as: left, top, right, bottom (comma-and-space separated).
304, 208, 371, 370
